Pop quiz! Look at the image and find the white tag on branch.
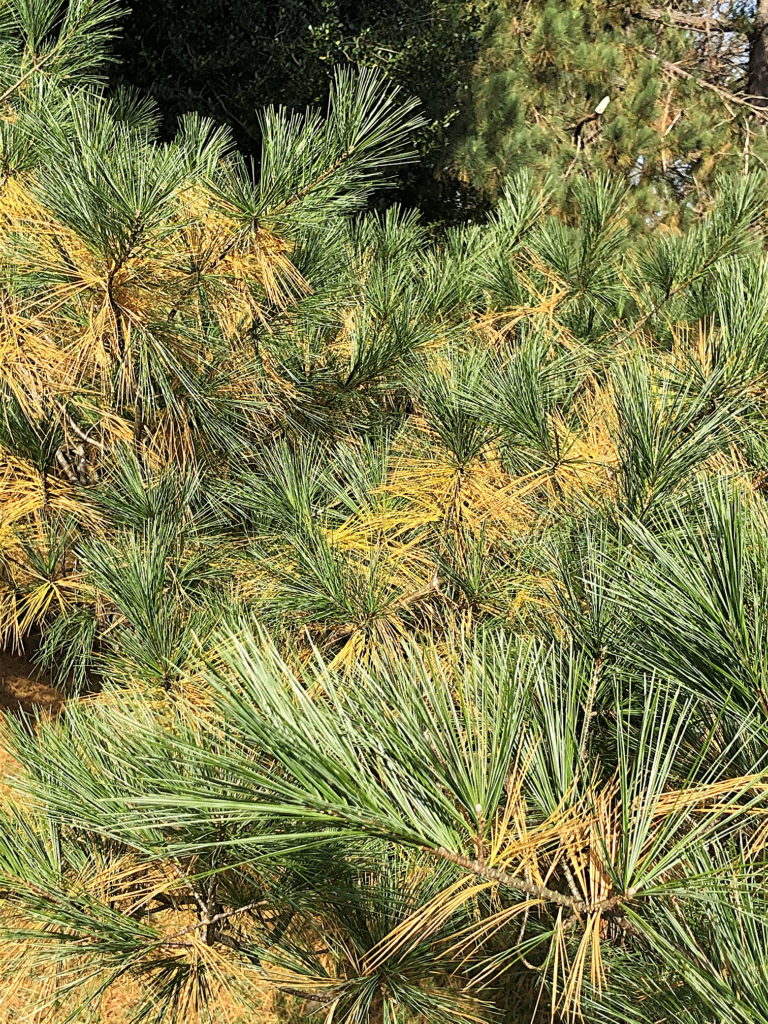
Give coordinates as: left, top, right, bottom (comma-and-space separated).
594, 95, 611, 116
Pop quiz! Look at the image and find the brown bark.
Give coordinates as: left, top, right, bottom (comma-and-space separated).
748, 0, 768, 106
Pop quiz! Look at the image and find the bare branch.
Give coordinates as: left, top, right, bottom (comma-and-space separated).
658, 56, 768, 123
635, 5, 740, 35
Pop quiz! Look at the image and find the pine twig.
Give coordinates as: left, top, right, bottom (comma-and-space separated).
658, 56, 768, 124
635, 6, 738, 35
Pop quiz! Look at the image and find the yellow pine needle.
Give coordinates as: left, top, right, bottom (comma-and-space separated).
363, 876, 492, 973
558, 911, 603, 1021
474, 288, 566, 338
441, 899, 541, 965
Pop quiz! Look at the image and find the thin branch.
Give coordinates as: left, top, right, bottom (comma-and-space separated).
658, 56, 768, 124
436, 847, 588, 911
434, 848, 643, 935
160, 899, 268, 944
268, 148, 353, 219
0, 11, 105, 108
635, 6, 739, 35
55, 401, 104, 453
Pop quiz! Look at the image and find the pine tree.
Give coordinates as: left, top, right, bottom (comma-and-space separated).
6, 2, 768, 1024
451, 0, 768, 221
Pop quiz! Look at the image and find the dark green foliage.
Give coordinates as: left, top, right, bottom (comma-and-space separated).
111, 0, 485, 220
453, 1, 768, 221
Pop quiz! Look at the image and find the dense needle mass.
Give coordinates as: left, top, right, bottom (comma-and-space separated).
2, 2, 768, 1023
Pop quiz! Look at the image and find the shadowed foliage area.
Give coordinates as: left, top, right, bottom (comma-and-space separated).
110, 0, 487, 221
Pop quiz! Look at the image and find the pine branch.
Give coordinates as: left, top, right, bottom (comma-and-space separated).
658, 56, 768, 123
634, 6, 741, 35
0, 0, 119, 106
434, 846, 639, 929
267, 147, 354, 219
160, 899, 269, 945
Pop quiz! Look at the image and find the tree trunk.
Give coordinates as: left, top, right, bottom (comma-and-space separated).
748, 0, 768, 106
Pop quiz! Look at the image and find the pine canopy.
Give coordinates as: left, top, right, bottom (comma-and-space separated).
452, 0, 768, 221
3, 2, 768, 1024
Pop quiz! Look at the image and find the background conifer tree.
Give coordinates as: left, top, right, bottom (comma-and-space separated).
450, 0, 768, 220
